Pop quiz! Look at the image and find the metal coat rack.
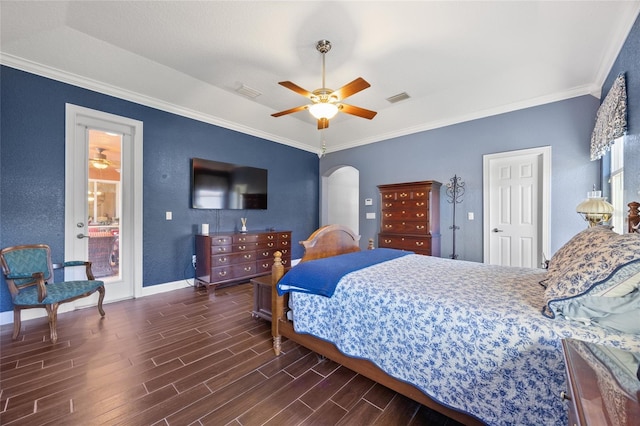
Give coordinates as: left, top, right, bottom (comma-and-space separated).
446, 175, 465, 259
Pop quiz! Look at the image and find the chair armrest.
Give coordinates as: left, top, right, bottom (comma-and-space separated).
53, 261, 96, 280
53, 261, 87, 269
32, 271, 47, 303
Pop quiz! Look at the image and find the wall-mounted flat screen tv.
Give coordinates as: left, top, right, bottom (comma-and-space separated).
191, 158, 268, 210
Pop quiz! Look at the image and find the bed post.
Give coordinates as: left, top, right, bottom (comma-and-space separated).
271, 251, 286, 355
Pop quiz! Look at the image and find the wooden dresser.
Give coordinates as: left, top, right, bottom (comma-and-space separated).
378, 181, 441, 256
561, 338, 640, 426
195, 230, 291, 290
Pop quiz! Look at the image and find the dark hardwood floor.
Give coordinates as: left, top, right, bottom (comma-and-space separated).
0, 283, 464, 425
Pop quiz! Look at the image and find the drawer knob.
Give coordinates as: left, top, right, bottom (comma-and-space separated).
218, 271, 227, 277
560, 391, 571, 401
415, 241, 424, 246
218, 257, 227, 263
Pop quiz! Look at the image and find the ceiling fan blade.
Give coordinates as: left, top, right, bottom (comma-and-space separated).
318, 118, 329, 130
271, 105, 308, 118
278, 81, 314, 99
339, 104, 377, 120
332, 77, 371, 100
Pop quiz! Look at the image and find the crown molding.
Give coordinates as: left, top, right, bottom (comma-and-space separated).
0, 53, 317, 154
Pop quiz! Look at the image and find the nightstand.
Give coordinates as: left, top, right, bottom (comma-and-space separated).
250, 274, 273, 321
561, 338, 640, 426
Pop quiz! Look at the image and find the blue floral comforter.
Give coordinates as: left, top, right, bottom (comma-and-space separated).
288, 254, 640, 425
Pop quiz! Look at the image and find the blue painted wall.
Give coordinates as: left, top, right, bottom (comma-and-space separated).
0, 66, 319, 313
320, 96, 601, 262
601, 13, 640, 208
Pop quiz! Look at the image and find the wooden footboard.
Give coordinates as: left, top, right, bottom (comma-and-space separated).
269, 224, 482, 426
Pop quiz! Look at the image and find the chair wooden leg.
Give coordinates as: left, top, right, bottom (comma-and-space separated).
45, 303, 60, 344
12, 308, 21, 340
97, 285, 106, 317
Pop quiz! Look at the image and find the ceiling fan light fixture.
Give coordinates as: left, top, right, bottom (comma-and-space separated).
309, 102, 339, 120
91, 160, 109, 169
90, 149, 110, 169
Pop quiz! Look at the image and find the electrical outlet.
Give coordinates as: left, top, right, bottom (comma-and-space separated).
192, 255, 197, 268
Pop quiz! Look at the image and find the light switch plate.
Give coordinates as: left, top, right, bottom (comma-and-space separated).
364, 198, 373, 206
166, 211, 172, 220
366, 212, 376, 219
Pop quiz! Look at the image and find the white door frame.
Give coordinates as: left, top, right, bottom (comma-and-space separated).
483, 146, 551, 266
64, 104, 143, 301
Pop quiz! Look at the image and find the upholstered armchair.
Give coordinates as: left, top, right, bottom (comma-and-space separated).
0, 244, 105, 343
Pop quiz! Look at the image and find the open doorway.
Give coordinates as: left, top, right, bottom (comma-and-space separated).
321, 166, 359, 236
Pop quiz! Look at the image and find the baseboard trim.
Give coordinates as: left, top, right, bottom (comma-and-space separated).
0, 279, 194, 326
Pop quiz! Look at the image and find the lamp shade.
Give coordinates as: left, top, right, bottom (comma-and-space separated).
309, 102, 339, 120
576, 190, 614, 227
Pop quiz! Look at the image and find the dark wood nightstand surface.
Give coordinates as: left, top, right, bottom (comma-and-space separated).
562, 338, 640, 426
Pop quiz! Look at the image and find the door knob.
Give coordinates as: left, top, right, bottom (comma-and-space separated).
492, 228, 504, 233
77, 233, 90, 239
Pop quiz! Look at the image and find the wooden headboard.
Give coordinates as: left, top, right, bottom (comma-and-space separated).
298, 224, 362, 262
629, 201, 640, 233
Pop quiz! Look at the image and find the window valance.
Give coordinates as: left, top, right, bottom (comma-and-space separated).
590, 73, 627, 161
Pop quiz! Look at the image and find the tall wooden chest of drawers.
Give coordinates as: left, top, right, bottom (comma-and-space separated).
377, 181, 441, 256
195, 230, 291, 290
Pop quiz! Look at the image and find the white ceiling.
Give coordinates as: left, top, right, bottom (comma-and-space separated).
2, 1, 639, 155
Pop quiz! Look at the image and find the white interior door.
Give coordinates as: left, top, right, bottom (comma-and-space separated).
483, 147, 550, 268
65, 104, 143, 305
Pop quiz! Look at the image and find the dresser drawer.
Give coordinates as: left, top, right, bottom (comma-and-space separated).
210, 265, 233, 282
233, 242, 258, 252
278, 239, 291, 249
382, 209, 428, 220
210, 244, 232, 254
256, 259, 274, 274
257, 240, 278, 250
211, 251, 256, 268
381, 221, 430, 234
231, 262, 257, 278
257, 233, 277, 243
233, 234, 259, 244
210, 235, 233, 246
277, 232, 291, 242
379, 234, 431, 252
277, 248, 291, 259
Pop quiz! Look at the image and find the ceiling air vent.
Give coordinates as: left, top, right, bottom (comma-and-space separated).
236, 84, 262, 99
386, 92, 410, 104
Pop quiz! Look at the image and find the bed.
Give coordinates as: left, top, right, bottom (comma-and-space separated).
269, 219, 640, 425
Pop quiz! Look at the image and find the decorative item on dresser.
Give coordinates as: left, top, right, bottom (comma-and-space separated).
377, 180, 441, 256
195, 230, 291, 291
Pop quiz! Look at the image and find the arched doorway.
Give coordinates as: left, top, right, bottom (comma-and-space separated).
321, 166, 359, 235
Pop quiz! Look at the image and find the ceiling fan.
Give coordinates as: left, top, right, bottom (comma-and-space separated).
271, 40, 377, 130
90, 148, 112, 169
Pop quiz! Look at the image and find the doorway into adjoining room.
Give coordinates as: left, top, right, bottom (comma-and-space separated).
322, 166, 360, 237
